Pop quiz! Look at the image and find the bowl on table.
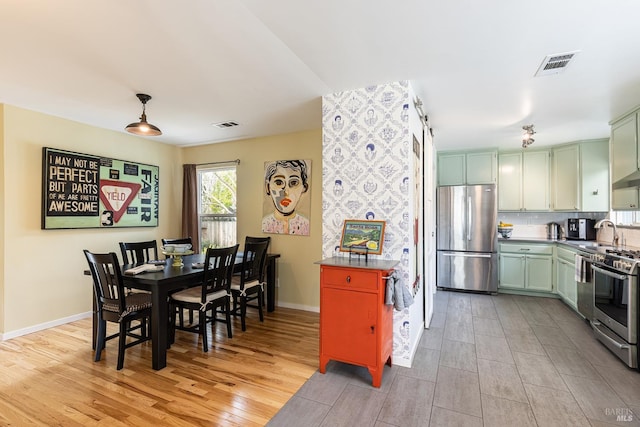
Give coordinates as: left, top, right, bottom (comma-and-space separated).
172, 244, 192, 253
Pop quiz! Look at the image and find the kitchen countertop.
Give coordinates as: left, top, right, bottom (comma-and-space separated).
498, 237, 640, 254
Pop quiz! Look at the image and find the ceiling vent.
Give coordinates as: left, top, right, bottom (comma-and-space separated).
212, 121, 239, 129
534, 51, 580, 77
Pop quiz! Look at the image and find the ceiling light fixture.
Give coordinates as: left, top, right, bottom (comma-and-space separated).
522, 124, 535, 148
125, 93, 162, 136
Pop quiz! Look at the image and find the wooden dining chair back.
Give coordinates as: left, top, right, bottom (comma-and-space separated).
244, 236, 270, 245
169, 244, 239, 352
119, 240, 158, 264
83, 249, 152, 370
230, 239, 270, 331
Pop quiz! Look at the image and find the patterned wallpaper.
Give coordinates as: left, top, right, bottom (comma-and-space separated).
322, 81, 418, 363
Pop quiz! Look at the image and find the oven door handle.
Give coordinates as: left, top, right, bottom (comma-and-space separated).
591, 321, 630, 349
592, 264, 629, 281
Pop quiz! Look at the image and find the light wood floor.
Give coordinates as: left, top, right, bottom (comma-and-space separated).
0, 308, 320, 426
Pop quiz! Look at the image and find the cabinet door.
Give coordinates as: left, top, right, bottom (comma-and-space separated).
525, 255, 553, 292
611, 113, 638, 183
498, 153, 522, 210
556, 258, 568, 299
466, 152, 497, 184
321, 287, 377, 365
557, 258, 578, 308
438, 154, 465, 185
522, 151, 550, 211
612, 188, 639, 210
499, 253, 525, 289
580, 140, 610, 212
552, 145, 579, 210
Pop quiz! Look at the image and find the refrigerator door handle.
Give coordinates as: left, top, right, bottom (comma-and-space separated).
442, 252, 492, 258
467, 196, 472, 241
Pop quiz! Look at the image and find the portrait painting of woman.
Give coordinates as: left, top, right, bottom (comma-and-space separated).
262, 159, 312, 235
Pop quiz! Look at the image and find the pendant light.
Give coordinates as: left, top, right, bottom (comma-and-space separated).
125, 93, 162, 136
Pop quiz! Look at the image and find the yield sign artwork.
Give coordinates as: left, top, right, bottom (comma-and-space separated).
99, 179, 142, 223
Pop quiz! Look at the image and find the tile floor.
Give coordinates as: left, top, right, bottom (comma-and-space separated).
268, 291, 640, 426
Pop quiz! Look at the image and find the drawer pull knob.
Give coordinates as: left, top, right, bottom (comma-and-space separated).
370, 326, 375, 333
346, 276, 351, 283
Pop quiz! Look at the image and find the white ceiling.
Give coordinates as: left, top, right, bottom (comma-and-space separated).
2, 1, 640, 151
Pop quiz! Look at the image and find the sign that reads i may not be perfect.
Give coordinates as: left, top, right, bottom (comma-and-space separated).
42, 147, 159, 229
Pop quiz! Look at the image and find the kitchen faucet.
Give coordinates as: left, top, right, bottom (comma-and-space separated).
594, 219, 619, 247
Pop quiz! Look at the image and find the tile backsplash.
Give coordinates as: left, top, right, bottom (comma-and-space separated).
497, 211, 640, 248
498, 212, 607, 239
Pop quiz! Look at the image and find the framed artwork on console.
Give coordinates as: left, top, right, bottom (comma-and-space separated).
339, 220, 385, 255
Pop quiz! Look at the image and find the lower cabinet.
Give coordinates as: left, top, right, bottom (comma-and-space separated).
555, 246, 578, 309
499, 243, 553, 292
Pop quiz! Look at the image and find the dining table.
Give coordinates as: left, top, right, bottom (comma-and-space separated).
88, 252, 280, 370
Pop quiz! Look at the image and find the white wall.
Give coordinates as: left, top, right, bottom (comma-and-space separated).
321, 81, 425, 367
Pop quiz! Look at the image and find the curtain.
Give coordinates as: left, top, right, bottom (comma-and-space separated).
182, 164, 199, 253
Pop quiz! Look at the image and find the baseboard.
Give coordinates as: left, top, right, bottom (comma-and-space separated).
275, 302, 319, 313
393, 321, 425, 368
0, 311, 92, 341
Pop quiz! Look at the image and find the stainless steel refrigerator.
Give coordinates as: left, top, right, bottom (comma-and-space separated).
436, 184, 498, 293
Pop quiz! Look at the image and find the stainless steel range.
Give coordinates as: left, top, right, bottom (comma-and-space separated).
590, 248, 639, 370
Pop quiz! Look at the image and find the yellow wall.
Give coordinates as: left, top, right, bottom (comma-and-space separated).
0, 104, 5, 332
182, 129, 323, 310
0, 105, 322, 337
1, 105, 183, 334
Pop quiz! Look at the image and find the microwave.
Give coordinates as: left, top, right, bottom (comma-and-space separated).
566, 218, 596, 240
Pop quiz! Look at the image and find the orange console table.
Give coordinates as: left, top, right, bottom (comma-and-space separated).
316, 257, 399, 388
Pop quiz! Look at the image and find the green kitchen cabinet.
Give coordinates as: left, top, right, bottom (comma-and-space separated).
499, 253, 526, 289
555, 246, 578, 310
438, 153, 466, 185
499, 243, 553, 292
612, 187, 639, 209
611, 112, 638, 184
610, 110, 640, 210
438, 150, 497, 185
498, 150, 550, 211
552, 139, 609, 212
498, 152, 522, 210
552, 144, 580, 210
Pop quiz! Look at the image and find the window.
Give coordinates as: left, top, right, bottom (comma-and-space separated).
610, 210, 640, 226
197, 165, 237, 251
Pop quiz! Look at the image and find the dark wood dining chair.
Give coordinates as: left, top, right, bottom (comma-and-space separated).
169, 244, 239, 352
229, 240, 270, 331
119, 240, 159, 264
83, 250, 152, 370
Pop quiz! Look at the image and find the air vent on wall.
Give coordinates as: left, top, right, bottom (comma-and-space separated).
212, 121, 239, 129
534, 51, 580, 77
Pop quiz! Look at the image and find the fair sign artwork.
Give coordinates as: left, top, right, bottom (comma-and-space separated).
262, 159, 311, 236
42, 147, 159, 229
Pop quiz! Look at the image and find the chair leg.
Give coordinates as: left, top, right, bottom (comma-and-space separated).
240, 297, 247, 331
95, 318, 107, 362
189, 309, 194, 325
225, 299, 233, 338
258, 289, 264, 322
201, 309, 209, 353
178, 307, 185, 327
117, 321, 128, 370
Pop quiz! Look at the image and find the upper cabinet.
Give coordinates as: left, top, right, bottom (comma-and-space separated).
552, 139, 609, 212
437, 150, 497, 185
498, 150, 550, 211
611, 112, 638, 183
610, 110, 640, 209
